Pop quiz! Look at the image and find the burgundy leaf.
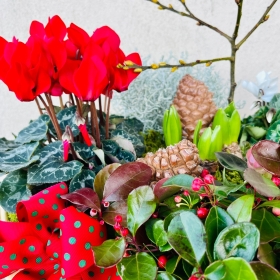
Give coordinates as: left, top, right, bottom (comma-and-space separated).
102, 200, 128, 227
252, 140, 280, 176
61, 188, 101, 213
103, 162, 153, 202
154, 178, 181, 202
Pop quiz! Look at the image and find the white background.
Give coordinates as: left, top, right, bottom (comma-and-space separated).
0, 0, 279, 139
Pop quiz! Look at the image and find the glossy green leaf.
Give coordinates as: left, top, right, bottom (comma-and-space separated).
228, 109, 241, 144
159, 243, 172, 252
92, 238, 126, 267
15, 115, 50, 143
227, 194, 254, 222
198, 127, 212, 160
94, 163, 121, 200
117, 252, 157, 280
103, 162, 153, 202
154, 178, 181, 202
208, 125, 223, 160
204, 260, 226, 280
257, 243, 277, 267
246, 126, 267, 140
244, 168, 280, 197
165, 255, 181, 274
215, 152, 247, 172
250, 262, 280, 280
103, 200, 128, 227
0, 142, 39, 172
127, 185, 156, 236
0, 170, 31, 212
213, 222, 260, 261
145, 219, 168, 247
193, 119, 202, 146
205, 206, 234, 261
167, 211, 206, 266
156, 272, 177, 280
163, 174, 194, 189
27, 141, 83, 184
212, 108, 229, 144
251, 209, 280, 242
69, 170, 95, 192
257, 200, 280, 209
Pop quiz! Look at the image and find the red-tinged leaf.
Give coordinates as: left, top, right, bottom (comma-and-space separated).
61, 188, 101, 213
102, 200, 128, 227
244, 168, 280, 197
252, 140, 280, 176
154, 178, 181, 202
103, 162, 153, 202
94, 163, 121, 200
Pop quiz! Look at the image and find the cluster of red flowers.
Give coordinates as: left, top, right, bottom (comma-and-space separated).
0, 15, 141, 102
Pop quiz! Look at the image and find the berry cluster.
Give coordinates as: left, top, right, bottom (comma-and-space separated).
114, 215, 129, 237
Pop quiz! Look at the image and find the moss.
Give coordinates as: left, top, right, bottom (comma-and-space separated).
141, 130, 165, 156
215, 169, 244, 185
7, 212, 18, 222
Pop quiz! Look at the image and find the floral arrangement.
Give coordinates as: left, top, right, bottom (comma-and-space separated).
1, 1, 280, 279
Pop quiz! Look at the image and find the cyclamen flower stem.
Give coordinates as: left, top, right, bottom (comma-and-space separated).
59, 96, 64, 110
105, 97, 111, 139
90, 101, 101, 148
74, 95, 83, 117
98, 96, 105, 126
69, 93, 75, 106
35, 97, 43, 115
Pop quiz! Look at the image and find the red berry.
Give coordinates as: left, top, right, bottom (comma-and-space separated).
174, 195, 182, 203
272, 176, 280, 186
152, 212, 158, 218
103, 201, 110, 207
90, 209, 97, 216
189, 275, 199, 280
114, 223, 121, 231
272, 207, 280, 216
197, 207, 209, 219
157, 255, 168, 269
203, 174, 215, 185
120, 228, 129, 237
99, 220, 105, 225
192, 178, 204, 191
183, 190, 190, 196
201, 169, 209, 178
115, 215, 123, 223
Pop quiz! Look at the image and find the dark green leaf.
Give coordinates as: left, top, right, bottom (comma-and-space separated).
56, 106, 79, 136
257, 200, 280, 209
251, 140, 280, 176
0, 138, 21, 152
27, 141, 83, 184
250, 262, 280, 280
127, 185, 156, 237
164, 209, 195, 231
103, 200, 128, 227
204, 260, 226, 280
72, 143, 96, 163
145, 219, 168, 247
205, 206, 234, 261
163, 174, 194, 189
0, 170, 31, 212
103, 162, 153, 202
156, 272, 177, 280
257, 243, 277, 267
227, 194, 254, 222
167, 211, 206, 266
117, 252, 157, 280
159, 243, 172, 252
213, 222, 260, 261
92, 238, 126, 267
154, 178, 181, 202
94, 163, 121, 200
244, 168, 280, 197
117, 149, 136, 162
165, 256, 181, 274
102, 139, 120, 155
266, 119, 280, 143
69, 170, 95, 192
251, 209, 280, 242
15, 115, 50, 143
215, 152, 247, 172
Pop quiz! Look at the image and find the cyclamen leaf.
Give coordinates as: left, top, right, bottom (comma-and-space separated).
117, 252, 157, 280
61, 188, 101, 213
250, 262, 280, 280
0, 142, 39, 172
167, 211, 206, 266
251, 140, 280, 176
244, 168, 280, 197
92, 238, 126, 267
127, 185, 156, 237
56, 105, 79, 136
103, 162, 152, 202
266, 119, 280, 143
0, 138, 21, 152
215, 152, 247, 172
69, 170, 95, 192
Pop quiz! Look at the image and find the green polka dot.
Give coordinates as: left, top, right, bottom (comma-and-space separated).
53, 252, 59, 258
29, 246, 35, 252
39, 270, 45, 275
84, 242, 91, 250
60, 184, 66, 189
2, 265, 9, 269
89, 226, 94, 233
19, 239, 26, 245
108, 277, 111, 280
36, 224, 42, 230
116, 271, 119, 276
53, 219, 59, 223
56, 194, 61, 198
36, 257, 42, 264
10, 254, 16, 260
0, 246, 4, 253
32, 211, 38, 217
69, 237, 76, 245
88, 271, 94, 277
60, 214, 65, 222
61, 268, 65, 276
42, 190, 49, 194
74, 221, 81, 228
52, 204, 58, 210
47, 240, 51, 246
100, 268, 105, 273
100, 231, 104, 238
54, 264, 59, 270
43, 215, 49, 219
39, 198, 45, 204
79, 260, 86, 268
64, 253, 70, 261
22, 257, 28, 264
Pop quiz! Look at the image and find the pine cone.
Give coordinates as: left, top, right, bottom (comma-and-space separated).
137, 139, 203, 181
173, 74, 217, 140
223, 142, 243, 159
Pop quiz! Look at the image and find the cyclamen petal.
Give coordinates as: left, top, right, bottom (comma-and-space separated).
63, 139, 70, 162
78, 124, 92, 146
242, 81, 259, 97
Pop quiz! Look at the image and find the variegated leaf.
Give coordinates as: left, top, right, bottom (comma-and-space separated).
0, 138, 21, 152
69, 170, 95, 192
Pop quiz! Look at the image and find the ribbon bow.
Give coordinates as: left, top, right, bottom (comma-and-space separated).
0, 183, 121, 280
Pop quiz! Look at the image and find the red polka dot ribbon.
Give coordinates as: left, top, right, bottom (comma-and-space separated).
0, 183, 121, 280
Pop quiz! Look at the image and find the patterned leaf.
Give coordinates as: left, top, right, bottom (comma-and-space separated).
0, 142, 40, 172
0, 138, 21, 152
69, 170, 95, 192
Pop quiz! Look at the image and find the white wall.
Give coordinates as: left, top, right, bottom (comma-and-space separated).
0, 0, 279, 139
